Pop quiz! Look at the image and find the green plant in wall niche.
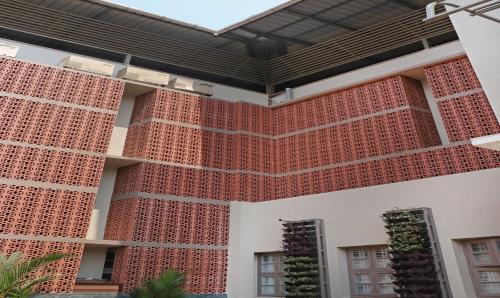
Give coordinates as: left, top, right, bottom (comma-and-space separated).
383, 209, 442, 298
130, 269, 186, 298
282, 221, 321, 298
0, 252, 68, 298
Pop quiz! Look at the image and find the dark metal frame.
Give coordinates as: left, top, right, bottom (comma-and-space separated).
0, 1, 456, 93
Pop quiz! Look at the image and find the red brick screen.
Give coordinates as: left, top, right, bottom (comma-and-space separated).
112, 246, 227, 293
0, 58, 124, 293
424, 56, 500, 141
105, 198, 229, 246
0, 239, 84, 293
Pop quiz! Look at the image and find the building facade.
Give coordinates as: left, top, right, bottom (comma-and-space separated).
0, 1, 499, 298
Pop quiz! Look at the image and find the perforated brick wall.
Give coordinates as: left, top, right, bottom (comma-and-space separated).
273, 144, 500, 200
112, 247, 227, 293
437, 92, 500, 141
0, 144, 105, 187
272, 76, 430, 135
0, 58, 124, 110
274, 109, 440, 173
0, 184, 95, 238
112, 142, 500, 203
123, 75, 440, 174
424, 56, 482, 98
0, 97, 116, 152
424, 56, 500, 141
0, 57, 124, 293
0, 239, 84, 293
112, 163, 233, 201
105, 198, 229, 246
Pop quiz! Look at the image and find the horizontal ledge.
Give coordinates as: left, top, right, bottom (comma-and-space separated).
0, 234, 228, 250
471, 133, 500, 152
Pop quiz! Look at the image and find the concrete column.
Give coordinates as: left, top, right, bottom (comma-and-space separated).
446, 0, 500, 122
86, 167, 118, 240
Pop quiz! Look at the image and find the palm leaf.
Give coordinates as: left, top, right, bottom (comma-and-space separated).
130, 269, 186, 298
0, 252, 68, 298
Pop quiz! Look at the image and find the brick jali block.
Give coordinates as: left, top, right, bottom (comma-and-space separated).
438, 92, 500, 142
0, 58, 124, 110
424, 56, 482, 98
0, 184, 95, 238
0, 97, 116, 153
0, 144, 104, 187
104, 198, 229, 246
0, 239, 84, 293
112, 247, 227, 293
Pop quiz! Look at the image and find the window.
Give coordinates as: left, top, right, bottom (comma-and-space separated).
347, 246, 396, 297
257, 253, 285, 297
464, 238, 500, 297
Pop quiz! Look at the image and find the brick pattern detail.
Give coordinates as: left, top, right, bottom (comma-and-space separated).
124, 123, 238, 170
104, 198, 229, 246
112, 164, 233, 201
123, 76, 440, 173
272, 76, 431, 135
112, 247, 227, 293
424, 56, 500, 141
274, 110, 440, 173
0, 58, 124, 293
129, 76, 430, 135
112, 144, 499, 203
0, 239, 84, 293
410, 110, 442, 147
273, 144, 500, 200
0, 184, 95, 238
0, 144, 105, 187
0, 58, 124, 110
424, 56, 482, 98
438, 92, 500, 141
0, 97, 116, 152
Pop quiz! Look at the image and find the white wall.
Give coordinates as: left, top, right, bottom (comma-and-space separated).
0, 38, 268, 106
227, 167, 500, 298
107, 94, 136, 156
446, 0, 500, 123
86, 167, 118, 240
77, 246, 108, 279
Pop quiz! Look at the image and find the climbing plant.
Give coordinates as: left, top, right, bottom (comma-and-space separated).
383, 209, 442, 298
282, 221, 321, 298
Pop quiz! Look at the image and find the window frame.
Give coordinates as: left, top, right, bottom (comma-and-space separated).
464, 238, 500, 297
256, 252, 285, 297
346, 246, 396, 297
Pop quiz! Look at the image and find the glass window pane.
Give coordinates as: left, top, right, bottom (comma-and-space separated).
352, 259, 370, 269
352, 249, 370, 269
380, 283, 395, 294
480, 271, 500, 282
472, 243, 489, 254
379, 273, 394, 283
375, 247, 390, 258
352, 249, 369, 259
353, 274, 371, 284
261, 256, 275, 273
474, 253, 492, 264
260, 277, 275, 296
496, 240, 500, 252
354, 284, 372, 295
261, 285, 275, 295
483, 283, 500, 294
375, 258, 391, 269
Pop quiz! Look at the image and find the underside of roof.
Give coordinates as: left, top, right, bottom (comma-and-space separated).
0, 0, 457, 92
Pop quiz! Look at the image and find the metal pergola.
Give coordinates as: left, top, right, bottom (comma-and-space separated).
0, 0, 459, 93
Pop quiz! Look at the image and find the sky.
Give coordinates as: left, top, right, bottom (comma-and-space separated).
106, 0, 289, 30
